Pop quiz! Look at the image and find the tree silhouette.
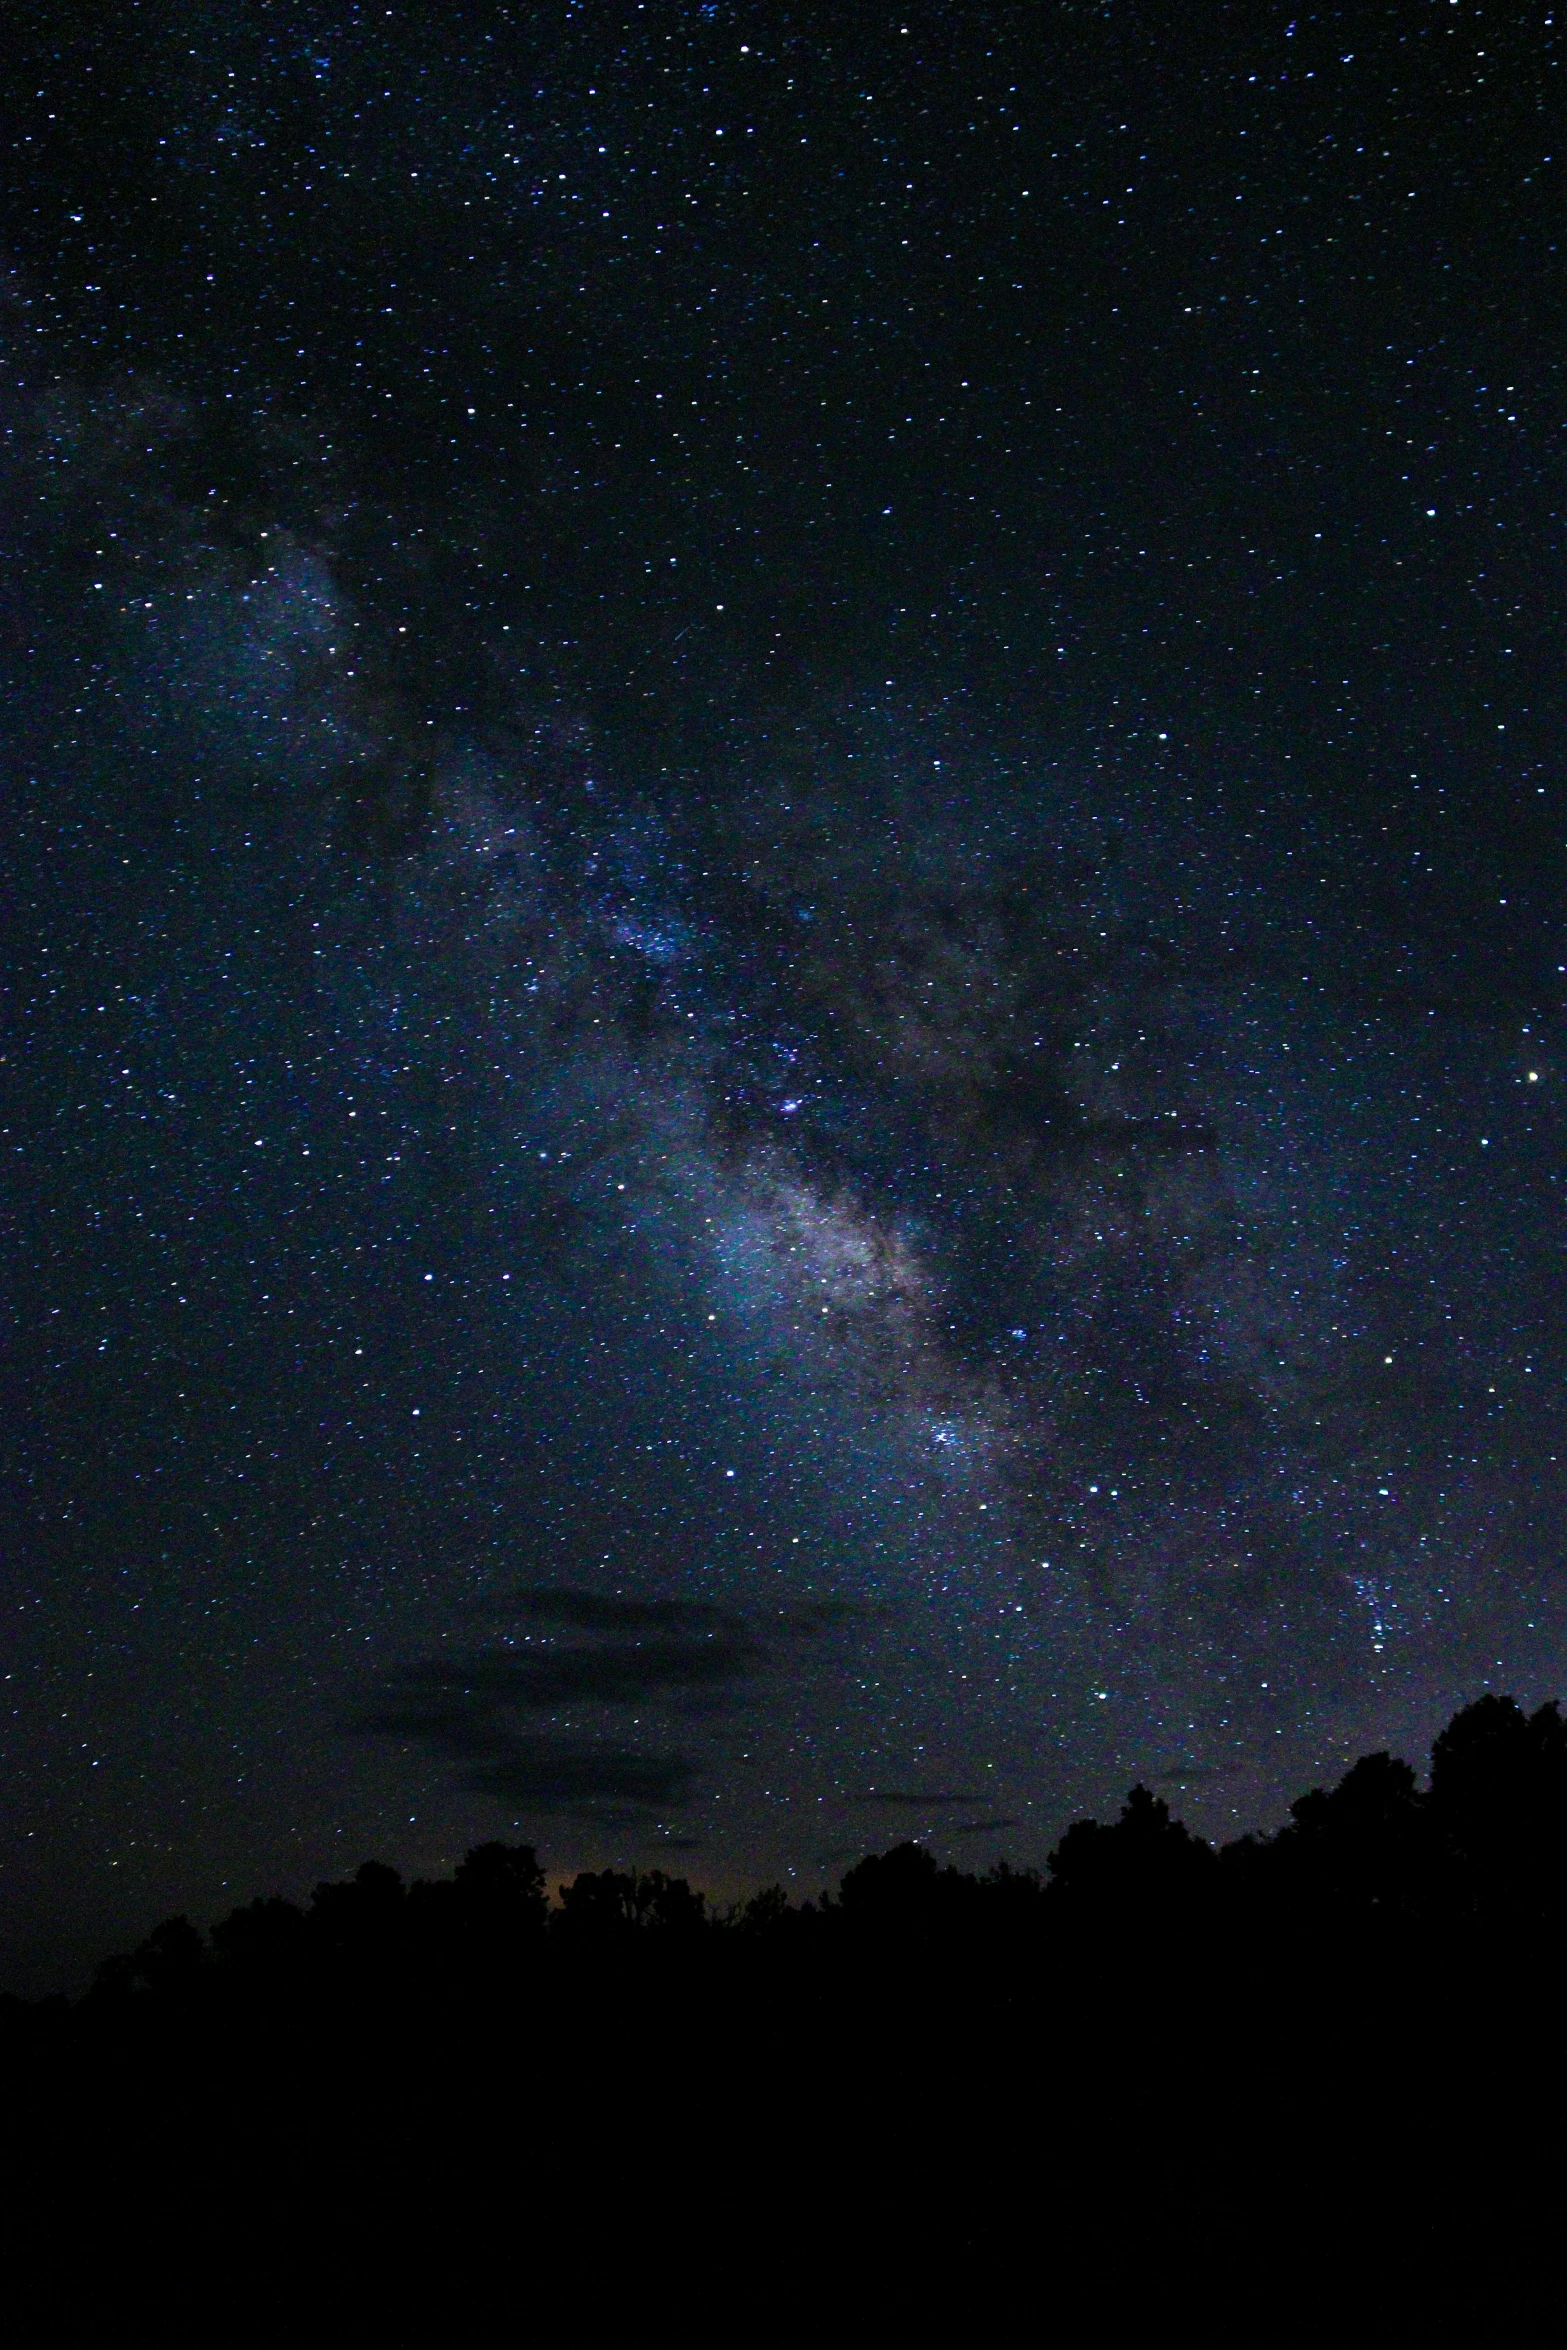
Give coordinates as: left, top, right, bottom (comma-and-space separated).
554, 1865, 708, 1944
90, 1913, 206, 2004
839, 1839, 949, 1923
452, 1840, 548, 1924
1266, 1750, 1432, 1924
1046, 1784, 1217, 1920
1428, 1695, 1567, 1924
209, 1895, 309, 1976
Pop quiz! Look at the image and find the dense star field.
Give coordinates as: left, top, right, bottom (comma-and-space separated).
1, 0, 1563, 1990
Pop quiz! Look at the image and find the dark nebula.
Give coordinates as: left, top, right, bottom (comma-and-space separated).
1, 0, 1563, 1987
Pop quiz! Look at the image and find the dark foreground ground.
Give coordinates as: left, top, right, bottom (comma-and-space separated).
4, 1934, 1560, 2330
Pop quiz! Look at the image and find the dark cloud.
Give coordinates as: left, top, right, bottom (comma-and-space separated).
357, 1693, 697, 1813
950, 1818, 1020, 1836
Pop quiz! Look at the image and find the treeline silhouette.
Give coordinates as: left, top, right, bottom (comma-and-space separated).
6, 1695, 1567, 2323
26, 1691, 1567, 2026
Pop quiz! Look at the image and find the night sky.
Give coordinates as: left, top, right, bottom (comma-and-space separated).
3, 0, 1564, 1990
